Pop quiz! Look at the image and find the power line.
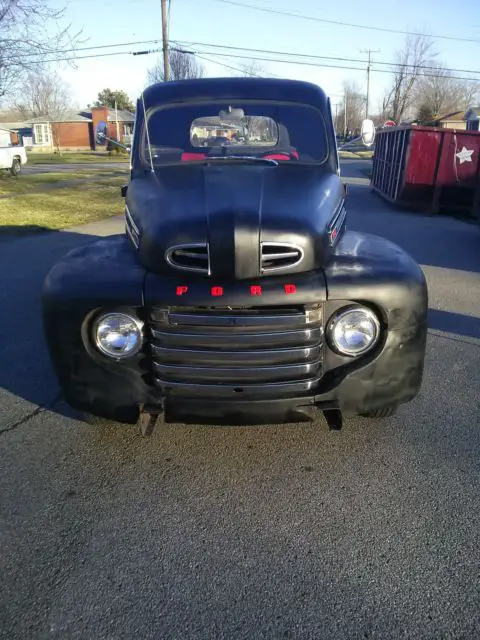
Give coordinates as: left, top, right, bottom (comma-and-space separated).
23, 50, 156, 64
194, 52, 279, 78
194, 54, 261, 76
186, 48, 480, 83
173, 40, 480, 77
6, 39, 162, 60
5, 35, 478, 84
212, 0, 480, 46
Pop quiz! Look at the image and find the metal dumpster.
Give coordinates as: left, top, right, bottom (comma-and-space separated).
371, 125, 480, 218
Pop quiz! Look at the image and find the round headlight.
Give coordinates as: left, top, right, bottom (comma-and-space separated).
327, 306, 380, 356
94, 312, 143, 359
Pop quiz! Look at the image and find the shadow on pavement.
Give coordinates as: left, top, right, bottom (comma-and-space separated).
0, 227, 102, 420
346, 184, 480, 274
0, 225, 478, 424
428, 309, 480, 340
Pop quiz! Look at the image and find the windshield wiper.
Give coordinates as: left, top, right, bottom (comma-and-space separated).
203, 155, 278, 166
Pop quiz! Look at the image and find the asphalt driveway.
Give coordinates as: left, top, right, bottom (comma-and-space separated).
1, 161, 479, 639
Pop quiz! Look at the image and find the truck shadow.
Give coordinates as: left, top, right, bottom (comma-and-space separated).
346, 184, 480, 274
428, 309, 480, 340
0, 225, 478, 425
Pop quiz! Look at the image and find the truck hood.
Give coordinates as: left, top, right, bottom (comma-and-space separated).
126, 163, 345, 279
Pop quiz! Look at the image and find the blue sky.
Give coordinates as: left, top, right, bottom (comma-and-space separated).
55, 0, 480, 112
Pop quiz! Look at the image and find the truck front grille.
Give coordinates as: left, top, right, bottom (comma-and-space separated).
149, 306, 323, 398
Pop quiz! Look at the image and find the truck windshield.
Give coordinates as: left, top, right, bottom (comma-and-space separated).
142, 100, 329, 166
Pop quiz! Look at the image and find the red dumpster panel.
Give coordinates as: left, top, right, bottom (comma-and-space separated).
405, 129, 441, 185
437, 131, 480, 186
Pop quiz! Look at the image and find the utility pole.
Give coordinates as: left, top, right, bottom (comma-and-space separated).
360, 48, 379, 119
161, 0, 169, 81
115, 100, 120, 141
344, 89, 347, 139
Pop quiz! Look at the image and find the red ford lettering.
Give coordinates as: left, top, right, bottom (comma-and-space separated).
176, 285, 188, 296
250, 285, 262, 296
284, 284, 297, 294
211, 286, 224, 297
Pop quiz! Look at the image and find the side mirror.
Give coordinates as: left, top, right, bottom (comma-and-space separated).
361, 119, 376, 147
121, 184, 128, 198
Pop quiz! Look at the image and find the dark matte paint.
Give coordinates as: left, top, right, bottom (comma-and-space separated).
127, 166, 345, 279
42, 231, 427, 424
41, 77, 428, 425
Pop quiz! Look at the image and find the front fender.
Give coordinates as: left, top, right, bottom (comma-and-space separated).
42, 235, 148, 421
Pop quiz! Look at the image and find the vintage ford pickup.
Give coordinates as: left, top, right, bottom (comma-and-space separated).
42, 77, 428, 434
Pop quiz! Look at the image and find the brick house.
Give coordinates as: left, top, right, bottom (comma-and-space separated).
1, 106, 135, 151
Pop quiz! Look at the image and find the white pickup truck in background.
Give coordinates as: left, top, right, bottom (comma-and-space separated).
0, 145, 27, 176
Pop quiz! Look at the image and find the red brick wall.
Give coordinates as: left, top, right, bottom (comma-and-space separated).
51, 122, 91, 149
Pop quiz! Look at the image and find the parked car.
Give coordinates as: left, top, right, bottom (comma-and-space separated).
42, 77, 428, 435
0, 144, 27, 176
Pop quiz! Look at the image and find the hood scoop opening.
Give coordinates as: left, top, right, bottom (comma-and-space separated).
165, 243, 210, 274
261, 242, 304, 273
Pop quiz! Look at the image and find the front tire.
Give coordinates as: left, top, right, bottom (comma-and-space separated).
10, 158, 21, 177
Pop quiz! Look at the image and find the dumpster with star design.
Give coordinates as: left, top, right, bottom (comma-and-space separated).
371, 125, 480, 219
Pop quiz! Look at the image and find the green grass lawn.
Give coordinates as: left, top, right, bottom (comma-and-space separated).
338, 149, 374, 159
0, 169, 127, 196
26, 151, 129, 164
0, 176, 126, 235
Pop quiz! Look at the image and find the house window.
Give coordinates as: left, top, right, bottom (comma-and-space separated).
34, 123, 51, 145
123, 123, 133, 135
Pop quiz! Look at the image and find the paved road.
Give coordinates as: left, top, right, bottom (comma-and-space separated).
1, 161, 480, 639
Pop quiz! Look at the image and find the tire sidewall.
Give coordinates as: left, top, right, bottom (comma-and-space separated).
10, 159, 21, 176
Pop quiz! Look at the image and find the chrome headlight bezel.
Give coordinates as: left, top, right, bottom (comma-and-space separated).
93, 312, 144, 359
326, 305, 381, 357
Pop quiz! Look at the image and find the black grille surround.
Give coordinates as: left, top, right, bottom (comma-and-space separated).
148, 305, 323, 399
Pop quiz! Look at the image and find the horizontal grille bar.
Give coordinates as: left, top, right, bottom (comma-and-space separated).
163, 311, 315, 328
152, 361, 321, 384
151, 344, 321, 366
150, 326, 322, 349
153, 378, 318, 398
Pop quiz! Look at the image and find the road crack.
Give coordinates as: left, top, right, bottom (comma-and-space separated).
0, 393, 62, 436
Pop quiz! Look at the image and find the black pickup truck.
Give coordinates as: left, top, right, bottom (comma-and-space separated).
42, 77, 428, 434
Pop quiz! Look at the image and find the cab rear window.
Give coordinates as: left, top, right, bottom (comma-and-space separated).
142, 100, 329, 165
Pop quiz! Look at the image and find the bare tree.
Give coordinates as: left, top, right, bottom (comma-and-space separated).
0, 0, 82, 102
415, 64, 479, 122
147, 49, 204, 84
337, 80, 365, 135
382, 34, 436, 123
14, 70, 72, 151
235, 59, 266, 77
14, 71, 71, 119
